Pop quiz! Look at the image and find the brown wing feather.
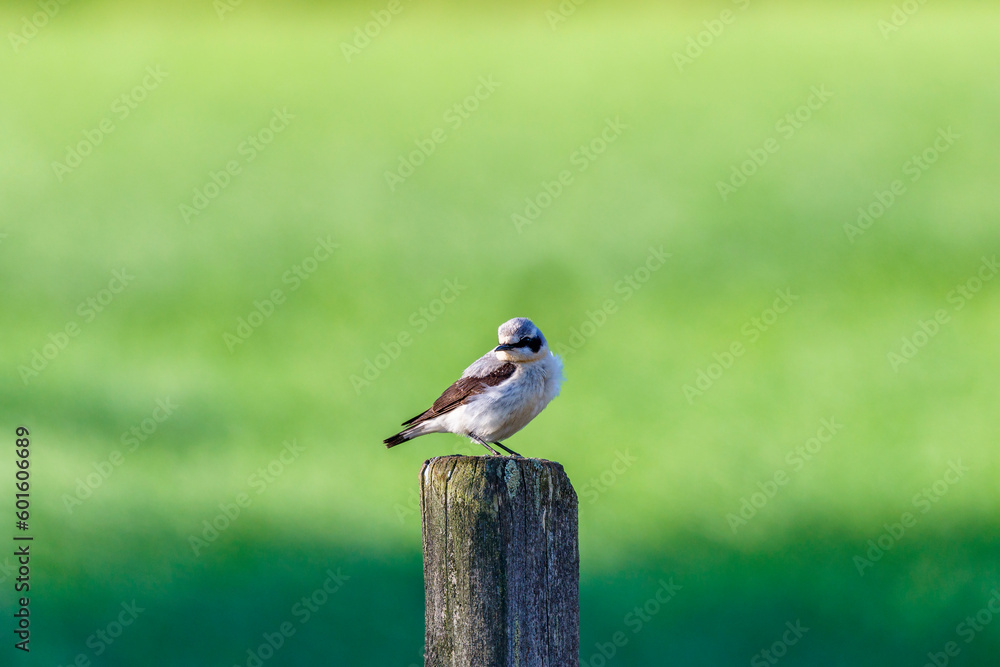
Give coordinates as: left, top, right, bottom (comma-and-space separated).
401, 362, 516, 427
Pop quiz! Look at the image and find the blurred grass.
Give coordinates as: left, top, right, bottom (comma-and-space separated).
2, 1, 1000, 664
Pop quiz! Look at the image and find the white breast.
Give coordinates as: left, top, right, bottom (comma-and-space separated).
442, 352, 563, 442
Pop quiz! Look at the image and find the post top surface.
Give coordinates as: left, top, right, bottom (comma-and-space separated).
419, 455, 575, 504
422, 454, 563, 466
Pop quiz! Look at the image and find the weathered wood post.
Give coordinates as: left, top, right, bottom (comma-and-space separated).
420, 455, 579, 666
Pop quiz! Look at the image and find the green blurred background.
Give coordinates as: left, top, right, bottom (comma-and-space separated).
2, 0, 999, 664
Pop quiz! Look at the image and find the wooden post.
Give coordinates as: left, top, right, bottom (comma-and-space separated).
420, 455, 579, 666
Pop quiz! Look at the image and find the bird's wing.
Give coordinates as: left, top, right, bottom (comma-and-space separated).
401, 353, 516, 427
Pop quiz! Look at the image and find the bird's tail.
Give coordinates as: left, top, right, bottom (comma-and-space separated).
383, 430, 411, 448
384, 421, 436, 448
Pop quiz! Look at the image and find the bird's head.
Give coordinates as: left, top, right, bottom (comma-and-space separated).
493, 317, 549, 363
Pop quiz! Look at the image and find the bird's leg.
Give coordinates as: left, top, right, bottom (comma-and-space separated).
470, 436, 502, 456
493, 441, 523, 458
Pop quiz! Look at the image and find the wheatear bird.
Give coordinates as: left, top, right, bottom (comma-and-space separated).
384, 317, 563, 456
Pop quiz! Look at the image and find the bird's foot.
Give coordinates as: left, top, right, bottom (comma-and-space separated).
471, 437, 502, 456
494, 441, 523, 458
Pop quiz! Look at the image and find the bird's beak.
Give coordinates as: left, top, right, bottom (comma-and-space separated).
494, 343, 515, 352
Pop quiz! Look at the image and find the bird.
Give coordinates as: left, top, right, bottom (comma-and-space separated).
384, 317, 563, 457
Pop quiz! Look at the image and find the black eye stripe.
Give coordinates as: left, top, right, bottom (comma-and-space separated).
517, 337, 541, 353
